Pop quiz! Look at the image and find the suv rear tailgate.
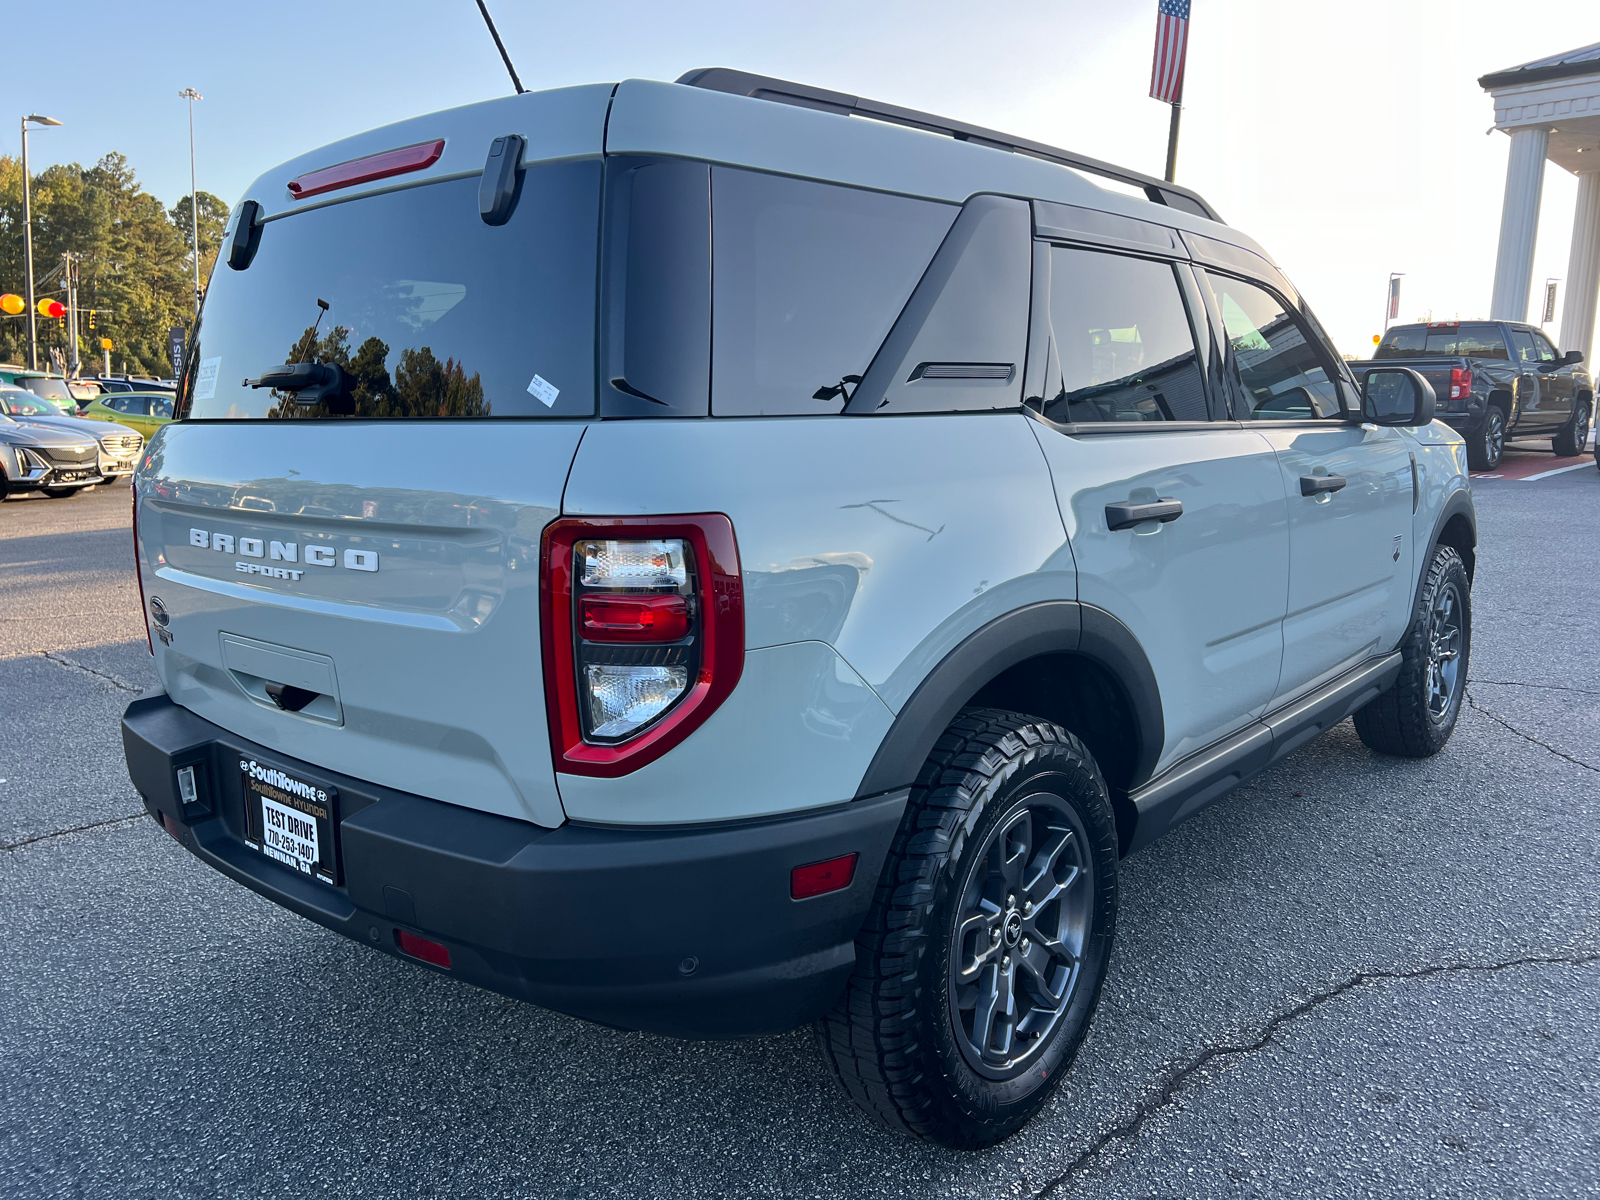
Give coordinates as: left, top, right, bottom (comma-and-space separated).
138, 421, 584, 827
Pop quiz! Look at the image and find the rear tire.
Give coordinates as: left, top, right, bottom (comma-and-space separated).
1465, 405, 1507, 471
1353, 544, 1470, 758
41, 487, 82, 499
816, 709, 1118, 1149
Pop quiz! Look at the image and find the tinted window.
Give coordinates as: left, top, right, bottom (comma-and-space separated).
185, 164, 601, 419
710, 169, 955, 416
0, 389, 58, 416
1373, 323, 1508, 360
1034, 247, 1209, 423
1530, 329, 1560, 362
1509, 328, 1539, 365
151, 397, 174, 419
1207, 273, 1339, 419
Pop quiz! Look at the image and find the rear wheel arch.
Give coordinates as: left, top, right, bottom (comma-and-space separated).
855, 602, 1163, 852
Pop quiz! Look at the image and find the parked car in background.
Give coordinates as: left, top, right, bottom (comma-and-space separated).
0, 408, 105, 499
1349, 320, 1592, 469
8, 373, 79, 409
96, 376, 177, 395
0, 385, 142, 484
79, 392, 174, 441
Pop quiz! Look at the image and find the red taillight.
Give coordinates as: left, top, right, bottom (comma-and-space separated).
791, 853, 859, 900
287, 139, 445, 200
394, 929, 451, 968
579, 593, 691, 642
542, 516, 744, 778
132, 491, 153, 655
1449, 366, 1472, 400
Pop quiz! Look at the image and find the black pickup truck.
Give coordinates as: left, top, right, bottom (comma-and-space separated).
1348, 320, 1592, 470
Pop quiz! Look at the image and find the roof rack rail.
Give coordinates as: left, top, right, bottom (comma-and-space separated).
676, 67, 1223, 225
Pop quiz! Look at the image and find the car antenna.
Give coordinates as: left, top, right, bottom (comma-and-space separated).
473, 0, 525, 94
296, 298, 331, 364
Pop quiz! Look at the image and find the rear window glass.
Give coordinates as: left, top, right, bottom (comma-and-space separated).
184, 164, 601, 420
709, 169, 955, 416
1373, 323, 1507, 360
1036, 247, 1210, 423
22, 377, 73, 401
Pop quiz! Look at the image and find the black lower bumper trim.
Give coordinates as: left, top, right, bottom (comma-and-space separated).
122, 693, 906, 1039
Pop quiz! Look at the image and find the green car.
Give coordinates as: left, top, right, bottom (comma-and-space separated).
79, 392, 174, 441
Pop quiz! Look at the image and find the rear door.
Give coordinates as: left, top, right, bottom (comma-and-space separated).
1528, 327, 1574, 427
1201, 270, 1414, 703
1507, 327, 1555, 431
1027, 242, 1288, 769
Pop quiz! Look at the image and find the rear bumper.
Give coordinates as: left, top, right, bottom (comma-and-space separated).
121, 693, 905, 1039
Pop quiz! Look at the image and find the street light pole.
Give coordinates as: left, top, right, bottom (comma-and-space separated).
20, 113, 64, 372
179, 88, 203, 319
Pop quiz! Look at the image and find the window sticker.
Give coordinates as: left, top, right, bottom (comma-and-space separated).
526, 374, 559, 408
195, 357, 222, 401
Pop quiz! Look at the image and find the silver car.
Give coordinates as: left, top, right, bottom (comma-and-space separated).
121, 70, 1475, 1149
0, 385, 142, 487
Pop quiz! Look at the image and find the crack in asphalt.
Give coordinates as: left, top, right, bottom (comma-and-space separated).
40, 650, 145, 694
1031, 952, 1600, 1200
1469, 677, 1600, 698
1, 813, 145, 852
1464, 689, 1598, 773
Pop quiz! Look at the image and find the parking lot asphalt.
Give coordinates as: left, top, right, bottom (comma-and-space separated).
3, 446, 1597, 1200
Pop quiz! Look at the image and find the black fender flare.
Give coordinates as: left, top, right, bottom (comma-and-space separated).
854, 601, 1165, 797
1412, 486, 1476, 617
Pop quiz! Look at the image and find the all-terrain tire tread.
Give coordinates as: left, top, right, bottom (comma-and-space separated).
1353, 545, 1470, 758
815, 708, 1110, 1148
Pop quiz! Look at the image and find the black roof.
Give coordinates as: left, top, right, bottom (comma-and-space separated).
1479, 41, 1600, 90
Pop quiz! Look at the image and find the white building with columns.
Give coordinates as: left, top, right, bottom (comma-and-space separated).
1483, 43, 1600, 359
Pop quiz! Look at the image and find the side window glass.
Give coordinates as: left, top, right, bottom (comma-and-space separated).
1206, 273, 1340, 420
1036, 247, 1210, 423
1531, 330, 1559, 363
1509, 328, 1539, 365
106, 397, 127, 413
152, 398, 174, 419
710, 169, 956, 416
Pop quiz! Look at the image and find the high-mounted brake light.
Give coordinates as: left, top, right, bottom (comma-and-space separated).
542, 516, 743, 777
287, 139, 445, 200
1449, 366, 1472, 401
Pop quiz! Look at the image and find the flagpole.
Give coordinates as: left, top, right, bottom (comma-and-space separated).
1164, 79, 1183, 183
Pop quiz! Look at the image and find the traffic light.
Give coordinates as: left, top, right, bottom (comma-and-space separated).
88, 311, 95, 330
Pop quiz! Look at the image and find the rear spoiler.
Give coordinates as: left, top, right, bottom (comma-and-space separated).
677, 67, 1224, 225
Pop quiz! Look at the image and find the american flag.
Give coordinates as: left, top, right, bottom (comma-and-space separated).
1149, 0, 1191, 104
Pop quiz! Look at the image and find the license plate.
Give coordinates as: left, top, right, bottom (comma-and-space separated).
240, 757, 338, 884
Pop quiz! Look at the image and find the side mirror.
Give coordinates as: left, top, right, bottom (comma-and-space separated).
1563, 349, 1585, 366
1361, 367, 1435, 427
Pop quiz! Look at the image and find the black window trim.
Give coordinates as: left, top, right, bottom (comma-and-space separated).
1021, 239, 1234, 436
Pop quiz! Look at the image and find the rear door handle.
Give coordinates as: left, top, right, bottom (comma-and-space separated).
1105, 498, 1184, 530
1300, 474, 1347, 496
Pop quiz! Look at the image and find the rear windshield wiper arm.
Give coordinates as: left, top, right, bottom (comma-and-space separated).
244, 361, 345, 406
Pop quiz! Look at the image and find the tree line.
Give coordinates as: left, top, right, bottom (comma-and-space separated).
0, 152, 227, 377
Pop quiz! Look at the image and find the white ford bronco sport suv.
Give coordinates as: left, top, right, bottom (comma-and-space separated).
123, 70, 1476, 1149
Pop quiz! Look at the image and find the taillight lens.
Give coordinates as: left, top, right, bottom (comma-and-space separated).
1449, 366, 1472, 401
542, 516, 743, 776
133, 491, 153, 655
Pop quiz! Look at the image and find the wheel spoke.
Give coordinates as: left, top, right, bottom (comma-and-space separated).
1018, 941, 1067, 1004
971, 959, 1016, 1064
993, 810, 1031, 894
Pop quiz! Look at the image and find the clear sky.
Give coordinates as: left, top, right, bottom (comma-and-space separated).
7, 0, 1597, 355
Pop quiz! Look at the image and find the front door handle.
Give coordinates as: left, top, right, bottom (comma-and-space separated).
1300, 474, 1348, 496
1105, 498, 1184, 530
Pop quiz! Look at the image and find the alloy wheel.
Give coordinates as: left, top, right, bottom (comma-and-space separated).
948, 794, 1093, 1080
1486, 409, 1505, 467
1426, 581, 1464, 720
